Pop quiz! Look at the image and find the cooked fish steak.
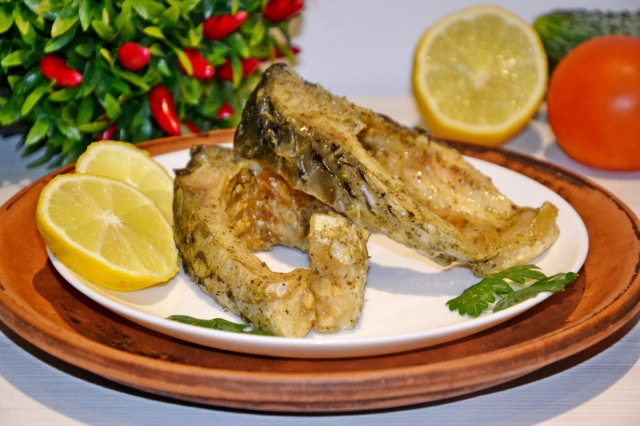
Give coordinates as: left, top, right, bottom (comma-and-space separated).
234, 64, 559, 275
174, 146, 314, 336
173, 145, 369, 336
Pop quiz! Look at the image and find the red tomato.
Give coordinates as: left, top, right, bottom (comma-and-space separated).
546, 35, 640, 171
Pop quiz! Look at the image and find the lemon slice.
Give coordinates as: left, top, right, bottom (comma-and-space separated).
36, 174, 179, 291
412, 5, 548, 145
76, 141, 174, 222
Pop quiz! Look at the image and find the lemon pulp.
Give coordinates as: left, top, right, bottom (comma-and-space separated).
412, 5, 548, 145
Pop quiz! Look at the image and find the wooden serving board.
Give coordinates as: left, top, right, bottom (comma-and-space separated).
1, 129, 639, 412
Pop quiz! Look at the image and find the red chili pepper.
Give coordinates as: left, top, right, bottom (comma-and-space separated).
183, 120, 200, 134
263, 0, 303, 22
97, 122, 117, 141
217, 58, 260, 81
217, 103, 234, 120
117, 42, 151, 71
203, 11, 249, 40
178, 49, 215, 80
149, 86, 181, 136
40, 55, 83, 87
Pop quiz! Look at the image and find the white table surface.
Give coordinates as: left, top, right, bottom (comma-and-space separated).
2, 95, 639, 425
2, 1, 640, 424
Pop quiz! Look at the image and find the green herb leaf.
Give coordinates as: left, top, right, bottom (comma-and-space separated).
104, 93, 122, 120
76, 96, 95, 125
21, 84, 49, 117
45, 25, 78, 53
48, 87, 80, 102
78, 0, 92, 32
133, 0, 166, 21
77, 121, 109, 133
225, 32, 250, 57
143, 26, 165, 40
25, 118, 50, 146
0, 4, 13, 34
167, 315, 272, 335
160, 4, 180, 28
175, 48, 193, 76
91, 19, 116, 40
1, 49, 32, 68
446, 265, 577, 317
494, 272, 578, 312
51, 5, 79, 38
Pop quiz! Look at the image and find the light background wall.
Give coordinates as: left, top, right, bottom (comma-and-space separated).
293, 0, 633, 96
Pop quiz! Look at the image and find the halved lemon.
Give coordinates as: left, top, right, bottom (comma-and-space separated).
412, 5, 548, 145
36, 174, 179, 291
75, 141, 174, 222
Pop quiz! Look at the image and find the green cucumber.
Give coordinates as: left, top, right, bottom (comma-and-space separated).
534, 9, 640, 71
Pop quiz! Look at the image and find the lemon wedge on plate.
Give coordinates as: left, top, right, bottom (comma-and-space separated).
75, 141, 174, 222
36, 174, 179, 291
412, 5, 548, 145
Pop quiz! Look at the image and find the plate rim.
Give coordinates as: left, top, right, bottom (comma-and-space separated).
1, 129, 639, 412
47, 145, 589, 358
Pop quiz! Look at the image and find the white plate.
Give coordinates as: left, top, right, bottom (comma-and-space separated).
50, 147, 588, 358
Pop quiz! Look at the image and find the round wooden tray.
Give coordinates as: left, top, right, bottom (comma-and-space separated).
1, 129, 639, 413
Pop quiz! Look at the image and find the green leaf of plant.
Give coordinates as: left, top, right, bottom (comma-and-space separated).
54, 118, 82, 141
77, 121, 109, 133
81, 57, 103, 97
51, 5, 79, 38
167, 315, 272, 335
48, 87, 80, 102
493, 272, 578, 312
447, 265, 578, 317
76, 96, 94, 125
230, 55, 242, 88
188, 27, 201, 47
78, 0, 92, 31
115, 70, 150, 91
132, 0, 166, 21
0, 4, 13, 34
21, 85, 49, 117
225, 32, 250, 57
160, 4, 180, 27
25, 119, 50, 146
1, 50, 32, 68
179, 0, 202, 16
91, 19, 116, 40
175, 48, 193, 76
75, 42, 97, 58
12, 6, 30, 36
104, 93, 122, 120
44, 24, 78, 53
248, 18, 266, 46
143, 26, 165, 40
22, 0, 51, 16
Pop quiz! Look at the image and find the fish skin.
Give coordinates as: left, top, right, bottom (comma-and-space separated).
173, 145, 370, 336
234, 64, 559, 275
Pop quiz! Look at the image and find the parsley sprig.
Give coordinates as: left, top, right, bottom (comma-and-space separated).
167, 315, 272, 335
446, 265, 578, 317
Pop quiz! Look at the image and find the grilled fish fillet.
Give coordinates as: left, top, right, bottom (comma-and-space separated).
234, 64, 559, 275
173, 145, 369, 336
